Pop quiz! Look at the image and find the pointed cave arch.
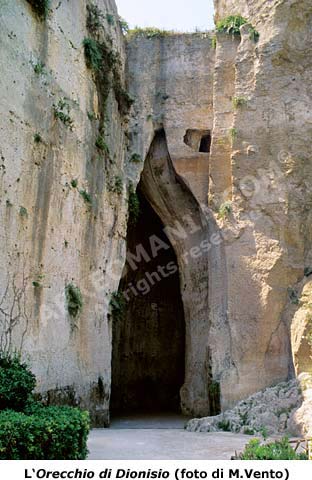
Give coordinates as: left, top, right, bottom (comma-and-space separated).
111, 130, 219, 417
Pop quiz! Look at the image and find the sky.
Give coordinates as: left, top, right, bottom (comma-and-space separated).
115, 0, 215, 32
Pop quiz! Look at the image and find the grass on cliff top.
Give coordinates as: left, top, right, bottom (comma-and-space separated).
127, 27, 177, 39
126, 27, 211, 40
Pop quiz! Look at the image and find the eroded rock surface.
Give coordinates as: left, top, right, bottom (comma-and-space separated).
187, 379, 302, 435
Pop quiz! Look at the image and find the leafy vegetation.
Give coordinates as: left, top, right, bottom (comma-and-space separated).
96, 135, 110, 154
83, 38, 103, 71
119, 17, 129, 35
127, 27, 175, 39
33, 61, 45, 75
130, 153, 142, 163
211, 35, 217, 49
86, 3, 103, 33
304, 266, 312, 277
65, 284, 83, 318
216, 15, 247, 36
217, 418, 231, 431
0, 406, 89, 460
110, 292, 126, 321
108, 176, 123, 195
79, 189, 92, 205
0, 353, 36, 412
233, 96, 247, 108
238, 437, 308, 460
288, 287, 299, 305
218, 201, 232, 219
34, 132, 42, 143
229, 127, 238, 140
0, 354, 89, 459
83, 37, 133, 116
70, 179, 78, 188
53, 98, 74, 130
19, 206, 28, 218
26, 0, 50, 19
106, 13, 115, 25
87, 111, 97, 121
216, 15, 259, 42
128, 183, 140, 225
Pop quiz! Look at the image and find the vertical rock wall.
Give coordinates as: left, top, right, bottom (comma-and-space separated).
209, 0, 312, 408
0, 0, 129, 425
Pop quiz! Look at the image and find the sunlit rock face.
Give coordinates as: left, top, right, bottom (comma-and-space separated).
0, 0, 129, 425
1, 0, 312, 432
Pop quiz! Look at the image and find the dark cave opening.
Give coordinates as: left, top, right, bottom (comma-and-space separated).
199, 133, 211, 153
111, 188, 185, 414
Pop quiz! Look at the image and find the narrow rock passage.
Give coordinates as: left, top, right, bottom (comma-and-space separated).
87, 414, 252, 460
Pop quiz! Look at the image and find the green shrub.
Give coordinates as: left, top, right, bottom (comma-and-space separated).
19, 206, 28, 218
26, 0, 49, 19
70, 179, 78, 188
34, 132, 42, 143
238, 437, 308, 460
233, 96, 247, 108
0, 406, 89, 459
83, 38, 103, 71
33, 61, 45, 75
53, 98, 74, 130
79, 189, 93, 205
128, 183, 140, 225
218, 201, 232, 219
86, 3, 103, 33
0, 354, 36, 412
130, 153, 142, 163
108, 176, 123, 195
65, 284, 83, 318
96, 135, 110, 154
216, 15, 247, 36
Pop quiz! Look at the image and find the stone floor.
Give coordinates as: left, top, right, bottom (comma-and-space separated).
87, 414, 252, 460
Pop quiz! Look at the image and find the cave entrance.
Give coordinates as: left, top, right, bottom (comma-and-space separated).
111, 187, 185, 414
199, 133, 211, 153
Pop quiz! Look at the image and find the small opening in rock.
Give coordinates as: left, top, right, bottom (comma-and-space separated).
184, 129, 211, 153
199, 133, 211, 153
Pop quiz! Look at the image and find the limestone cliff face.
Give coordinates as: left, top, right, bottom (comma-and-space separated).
0, 0, 129, 424
126, 34, 216, 416
125, 0, 312, 424
208, 0, 312, 414
0, 0, 311, 432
